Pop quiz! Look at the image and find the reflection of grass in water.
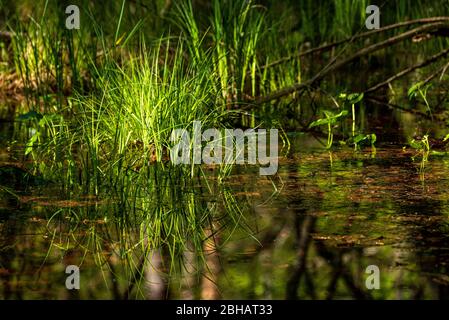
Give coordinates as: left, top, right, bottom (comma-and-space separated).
10, 5, 279, 296
41, 165, 254, 298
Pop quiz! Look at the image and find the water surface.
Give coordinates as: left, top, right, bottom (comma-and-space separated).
2, 106, 449, 299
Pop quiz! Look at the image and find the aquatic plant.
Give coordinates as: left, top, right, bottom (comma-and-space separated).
408, 81, 433, 119
409, 134, 431, 180
309, 110, 348, 149
338, 92, 363, 148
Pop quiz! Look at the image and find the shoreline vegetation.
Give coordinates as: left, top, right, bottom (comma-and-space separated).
1, 1, 448, 189
1, 0, 449, 299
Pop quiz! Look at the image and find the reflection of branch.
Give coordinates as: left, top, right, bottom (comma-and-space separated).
144, 250, 167, 300
286, 215, 315, 299
304, 269, 317, 299
315, 243, 372, 300
342, 270, 370, 300
325, 253, 343, 300
122, 248, 168, 300
252, 219, 287, 255
181, 243, 196, 299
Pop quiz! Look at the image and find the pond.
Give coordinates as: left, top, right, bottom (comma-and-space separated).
2, 103, 449, 299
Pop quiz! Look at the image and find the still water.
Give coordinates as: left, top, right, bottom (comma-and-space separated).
1, 106, 449, 299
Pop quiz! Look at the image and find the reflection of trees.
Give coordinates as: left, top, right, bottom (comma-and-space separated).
0, 164, 250, 299
313, 243, 370, 300
286, 215, 315, 299
391, 197, 449, 299
0, 201, 74, 299
240, 198, 376, 299
5, 147, 449, 299
276, 147, 449, 300
281, 212, 372, 300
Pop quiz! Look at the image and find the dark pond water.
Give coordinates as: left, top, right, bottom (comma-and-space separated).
1, 104, 449, 299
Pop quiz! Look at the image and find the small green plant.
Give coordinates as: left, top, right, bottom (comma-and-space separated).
410, 134, 431, 153
309, 110, 348, 149
408, 81, 433, 119
409, 134, 431, 180
353, 133, 377, 150
339, 92, 364, 149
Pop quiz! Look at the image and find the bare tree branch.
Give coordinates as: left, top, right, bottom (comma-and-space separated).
364, 47, 449, 93
260, 17, 449, 71
254, 22, 448, 104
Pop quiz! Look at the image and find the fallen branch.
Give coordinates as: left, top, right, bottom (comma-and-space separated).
365, 97, 431, 118
364, 47, 449, 93
255, 22, 448, 104
261, 17, 449, 71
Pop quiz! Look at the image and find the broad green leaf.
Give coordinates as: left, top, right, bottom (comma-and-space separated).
354, 134, 367, 144
339, 92, 364, 104
309, 110, 348, 128
309, 118, 331, 128
347, 93, 364, 104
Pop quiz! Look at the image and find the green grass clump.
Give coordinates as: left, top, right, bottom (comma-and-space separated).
27, 37, 230, 194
